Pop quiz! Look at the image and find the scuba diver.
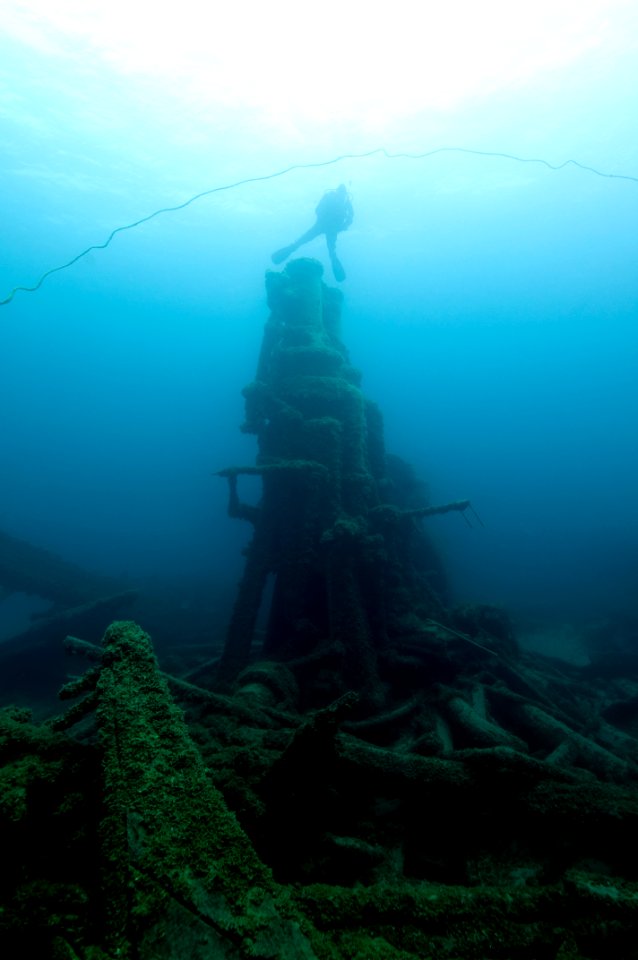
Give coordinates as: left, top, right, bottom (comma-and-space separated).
271, 184, 353, 282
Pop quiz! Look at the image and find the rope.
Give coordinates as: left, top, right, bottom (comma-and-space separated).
2, 145, 635, 307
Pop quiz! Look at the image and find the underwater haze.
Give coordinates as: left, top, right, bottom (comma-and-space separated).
1, 1, 637, 648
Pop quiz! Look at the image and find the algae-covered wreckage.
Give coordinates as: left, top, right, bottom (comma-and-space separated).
1, 259, 638, 959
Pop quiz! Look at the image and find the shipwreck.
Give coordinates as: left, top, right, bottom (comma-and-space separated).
1, 259, 638, 959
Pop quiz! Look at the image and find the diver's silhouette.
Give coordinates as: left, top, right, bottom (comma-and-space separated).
272, 184, 353, 282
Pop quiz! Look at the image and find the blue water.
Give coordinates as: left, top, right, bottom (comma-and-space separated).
1, 15, 637, 651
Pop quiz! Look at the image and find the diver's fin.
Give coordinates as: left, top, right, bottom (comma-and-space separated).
332, 257, 346, 282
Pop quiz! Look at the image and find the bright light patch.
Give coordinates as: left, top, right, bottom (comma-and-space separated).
1, 0, 634, 128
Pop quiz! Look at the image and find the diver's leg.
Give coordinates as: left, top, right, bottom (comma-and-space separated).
326, 233, 346, 282
272, 222, 322, 264
294, 223, 323, 247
